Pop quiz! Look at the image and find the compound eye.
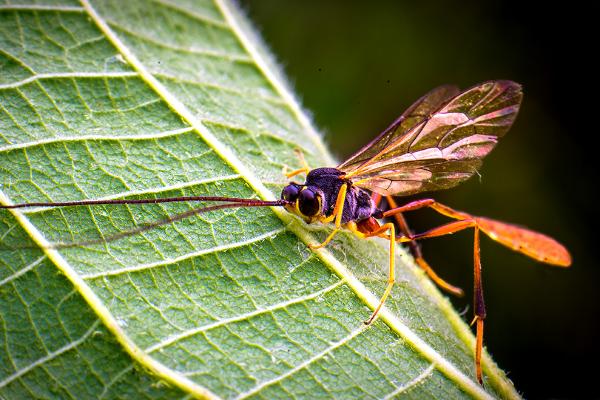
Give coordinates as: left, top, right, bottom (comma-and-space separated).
281, 184, 300, 202
298, 189, 321, 217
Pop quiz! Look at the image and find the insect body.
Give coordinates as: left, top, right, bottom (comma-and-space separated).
277, 80, 571, 384
1, 80, 571, 385
282, 168, 380, 225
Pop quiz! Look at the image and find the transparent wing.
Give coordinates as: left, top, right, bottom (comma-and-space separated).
338, 84, 460, 172
339, 81, 522, 196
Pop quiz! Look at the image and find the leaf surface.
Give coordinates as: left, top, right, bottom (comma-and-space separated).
0, 1, 519, 398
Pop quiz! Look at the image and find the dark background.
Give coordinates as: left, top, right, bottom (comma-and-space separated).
241, 1, 597, 399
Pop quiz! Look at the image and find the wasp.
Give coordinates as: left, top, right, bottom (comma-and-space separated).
2, 80, 571, 384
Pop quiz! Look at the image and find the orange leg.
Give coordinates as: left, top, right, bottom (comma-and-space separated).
379, 195, 464, 297
348, 220, 397, 325
285, 149, 311, 179
285, 168, 309, 179
310, 183, 348, 249
399, 218, 486, 384
473, 226, 485, 385
384, 199, 570, 267
382, 197, 570, 384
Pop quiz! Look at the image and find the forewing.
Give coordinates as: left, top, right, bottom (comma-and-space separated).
346, 81, 522, 196
337, 84, 460, 172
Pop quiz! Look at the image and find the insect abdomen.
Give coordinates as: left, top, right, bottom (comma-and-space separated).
346, 187, 377, 223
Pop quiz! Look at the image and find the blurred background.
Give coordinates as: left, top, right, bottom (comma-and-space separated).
241, 1, 596, 398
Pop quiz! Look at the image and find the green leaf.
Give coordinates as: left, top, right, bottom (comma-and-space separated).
0, 1, 520, 399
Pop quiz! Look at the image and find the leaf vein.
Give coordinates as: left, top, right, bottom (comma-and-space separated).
146, 278, 343, 353
98, 364, 134, 399
126, 272, 187, 332
149, 0, 229, 29
0, 255, 46, 287
38, 364, 78, 400
0, 320, 101, 388
104, 18, 251, 62
14, 87, 49, 136
0, 48, 35, 75
383, 364, 436, 399
202, 119, 313, 155
235, 324, 369, 399
155, 72, 285, 105
0, 101, 29, 139
0, 71, 139, 90
213, 248, 259, 310
0, 126, 196, 153
0, 5, 85, 12
214, 0, 334, 166
81, 227, 287, 279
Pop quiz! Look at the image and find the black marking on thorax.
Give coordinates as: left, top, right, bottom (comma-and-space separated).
304, 168, 378, 223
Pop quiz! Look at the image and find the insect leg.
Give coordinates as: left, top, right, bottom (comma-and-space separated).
383, 196, 464, 297
310, 183, 348, 249
399, 219, 476, 241
473, 225, 485, 384
285, 149, 311, 179
386, 199, 568, 384
382, 198, 436, 217
399, 219, 487, 384
285, 168, 309, 179
389, 200, 570, 266
349, 221, 397, 325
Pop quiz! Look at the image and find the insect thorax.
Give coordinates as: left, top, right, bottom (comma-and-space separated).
304, 168, 377, 223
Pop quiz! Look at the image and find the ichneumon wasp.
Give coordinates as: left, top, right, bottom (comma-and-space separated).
1, 80, 571, 384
